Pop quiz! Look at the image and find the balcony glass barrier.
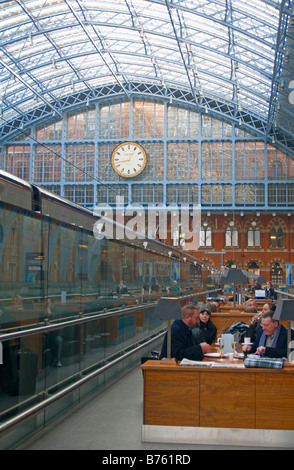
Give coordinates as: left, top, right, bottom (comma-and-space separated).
0, 194, 207, 449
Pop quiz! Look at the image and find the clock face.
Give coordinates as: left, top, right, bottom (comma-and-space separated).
111, 142, 147, 178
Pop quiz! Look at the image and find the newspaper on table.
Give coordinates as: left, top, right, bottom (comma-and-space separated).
180, 358, 214, 367
180, 358, 245, 368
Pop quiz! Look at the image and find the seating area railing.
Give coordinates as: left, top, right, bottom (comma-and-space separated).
4, 284, 292, 449
0, 288, 221, 450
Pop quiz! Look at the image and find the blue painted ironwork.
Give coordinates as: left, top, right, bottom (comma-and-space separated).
0, 0, 293, 147
1, 0, 294, 212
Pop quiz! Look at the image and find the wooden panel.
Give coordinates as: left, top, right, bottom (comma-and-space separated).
211, 313, 288, 336
211, 313, 252, 336
135, 310, 144, 327
220, 304, 244, 311
256, 373, 294, 430
142, 362, 294, 432
144, 369, 199, 427
199, 371, 256, 428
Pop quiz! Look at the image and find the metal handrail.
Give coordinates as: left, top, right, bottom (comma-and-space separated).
0, 288, 221, 342
0, 301, 157, 342
275, 289, 294, 299
0, 331, 165, 435
0, 287, 219, 438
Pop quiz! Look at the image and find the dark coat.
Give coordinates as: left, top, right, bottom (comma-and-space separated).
160, 319, 204, 361
251, 323, 294, 358
199, 320, 217, 345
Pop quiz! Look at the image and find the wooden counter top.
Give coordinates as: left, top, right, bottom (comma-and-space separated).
141, 359, 294, 431
141, 358, 294, 373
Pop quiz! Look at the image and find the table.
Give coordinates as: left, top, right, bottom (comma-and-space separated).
141, 356, 294, 448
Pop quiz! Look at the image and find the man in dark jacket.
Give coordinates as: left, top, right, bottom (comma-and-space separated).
243, 310, 294, 358
160, 304, 211, 361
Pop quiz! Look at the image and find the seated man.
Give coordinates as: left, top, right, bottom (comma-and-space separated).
245, 298, 258, 311
246, 302, 275, 343
160, 304, 211, 361
243, 310, 294, 358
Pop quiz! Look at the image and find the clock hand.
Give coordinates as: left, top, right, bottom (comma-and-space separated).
117, 150, 134, 163
127, 150, 134, 161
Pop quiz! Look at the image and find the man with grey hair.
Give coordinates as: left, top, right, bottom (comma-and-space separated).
160, 304, 211, 361
243, 310, 294, 358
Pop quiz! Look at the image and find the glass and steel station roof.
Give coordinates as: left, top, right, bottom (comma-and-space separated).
0, 0, 294, 153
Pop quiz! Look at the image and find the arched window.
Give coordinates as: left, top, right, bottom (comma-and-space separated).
271, 262, 283, 286
247, 221, 260, 247
226, 261, 237, 269
270, 222, 284, 248
248, 261, 260, 275
225, 222, 238, 247
199, 221, 212, 247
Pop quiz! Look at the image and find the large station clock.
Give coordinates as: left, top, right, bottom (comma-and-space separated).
111, 142, 147, 178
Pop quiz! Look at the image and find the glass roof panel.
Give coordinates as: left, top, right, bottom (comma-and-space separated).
0, 0, 293, 147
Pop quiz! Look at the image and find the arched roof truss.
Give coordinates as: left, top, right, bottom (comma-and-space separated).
0, 0, 294, 154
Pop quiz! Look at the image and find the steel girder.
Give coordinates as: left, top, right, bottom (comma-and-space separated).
0, 80, 294, 157
0, 0, 293, 151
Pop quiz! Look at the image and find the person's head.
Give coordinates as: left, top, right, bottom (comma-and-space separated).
182, 304, 200, 329
200, 304, 212, 324
261, 311, 279, 336
245, 307, 258, 314
12, 295, 23, 306
245, 299, 257, 310
261, 302, 276, 315
209, 302, 217, 313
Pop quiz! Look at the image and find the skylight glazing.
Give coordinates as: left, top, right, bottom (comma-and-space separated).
0, 0, 293, 148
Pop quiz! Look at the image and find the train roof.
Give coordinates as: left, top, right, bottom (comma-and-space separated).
0, 169, 32, 191
0, 170, 208, 268
37, 185, 95, 219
